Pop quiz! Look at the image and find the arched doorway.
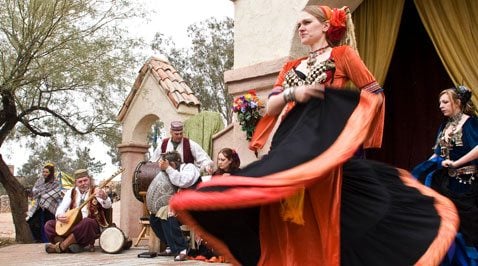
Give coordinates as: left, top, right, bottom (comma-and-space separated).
117, 56, 200, 238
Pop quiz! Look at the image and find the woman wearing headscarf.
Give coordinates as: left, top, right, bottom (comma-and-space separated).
26, 163, 62, 242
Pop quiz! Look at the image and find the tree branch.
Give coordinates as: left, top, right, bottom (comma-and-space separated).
17, 106, 96, 135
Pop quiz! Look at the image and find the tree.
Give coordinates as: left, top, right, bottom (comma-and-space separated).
17, 138, 75, 189
18, 139, 105, 189
151, 17, 234, 123
0, 0, 144, 242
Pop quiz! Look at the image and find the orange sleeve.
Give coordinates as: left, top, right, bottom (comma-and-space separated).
335, 46, 377, 89
333, 46, 384, 148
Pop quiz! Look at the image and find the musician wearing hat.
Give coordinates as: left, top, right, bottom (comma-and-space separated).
44, 168, 111, 253
151, 120, 213, 174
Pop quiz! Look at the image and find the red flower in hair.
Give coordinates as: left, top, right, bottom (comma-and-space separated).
327, 8, 347, 43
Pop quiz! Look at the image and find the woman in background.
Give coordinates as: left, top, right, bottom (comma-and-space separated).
26, 163, 62, 242
213, 148, 241, 175
413, 85, 477, 265
190, 148, 241, 262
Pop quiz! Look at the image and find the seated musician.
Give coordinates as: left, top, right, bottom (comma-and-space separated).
150, 121, 214, 175
44, 168, 111, 253
146, 151, 200, 261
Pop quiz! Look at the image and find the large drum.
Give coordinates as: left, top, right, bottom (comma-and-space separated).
99, 226, 132, 254
133, 161, 161, 202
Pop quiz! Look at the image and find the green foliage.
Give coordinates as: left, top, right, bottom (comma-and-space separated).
71, 147, 106, 174
0, 0, 145, 155
0, 0, 147, 241
17, 138, 105, 189
151, 17, 234, 124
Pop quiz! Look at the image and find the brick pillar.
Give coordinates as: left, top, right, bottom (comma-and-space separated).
117, 142, 149, 239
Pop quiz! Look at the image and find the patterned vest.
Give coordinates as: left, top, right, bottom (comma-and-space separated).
70, 187, 109, 228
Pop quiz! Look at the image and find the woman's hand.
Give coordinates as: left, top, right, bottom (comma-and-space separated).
205, 162, 215, 175
441, 159, 455, 168
294, 84, 325, 103
266, 84, 325, 116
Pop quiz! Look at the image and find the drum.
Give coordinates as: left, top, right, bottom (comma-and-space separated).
99, 226, 131, 254
133, 161, 161, 202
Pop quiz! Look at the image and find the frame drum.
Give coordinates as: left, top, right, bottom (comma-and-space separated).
99, 226, 128, 254
133, 161, 161, 202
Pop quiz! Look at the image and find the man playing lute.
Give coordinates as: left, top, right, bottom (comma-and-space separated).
44, 168, 111, 253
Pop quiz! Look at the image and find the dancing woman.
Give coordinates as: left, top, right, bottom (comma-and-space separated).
171, 5, 458, 266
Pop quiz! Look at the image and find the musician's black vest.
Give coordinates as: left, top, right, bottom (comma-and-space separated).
161, 138, 194, 164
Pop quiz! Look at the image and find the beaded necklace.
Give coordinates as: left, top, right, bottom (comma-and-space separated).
306, 45, 330, 69
447, 112, 463, 132
438, 112, 464, 159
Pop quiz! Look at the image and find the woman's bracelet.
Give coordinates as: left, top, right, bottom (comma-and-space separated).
282, 87, 296, 102
282, 88, 290, 102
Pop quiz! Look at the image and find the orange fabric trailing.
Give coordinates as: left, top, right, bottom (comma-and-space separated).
248, 114, 278, 152
280, 187, 305, 225
173, 92, 381, 265
397, 169, 459, 265
172, 91, 457, 265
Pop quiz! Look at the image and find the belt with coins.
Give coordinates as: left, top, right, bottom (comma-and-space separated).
448, 165, 477, 184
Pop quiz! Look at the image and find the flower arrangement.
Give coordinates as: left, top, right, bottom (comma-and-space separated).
232, 90, 265, 140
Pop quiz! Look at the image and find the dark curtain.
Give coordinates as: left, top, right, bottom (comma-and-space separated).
368, 0, 453, 170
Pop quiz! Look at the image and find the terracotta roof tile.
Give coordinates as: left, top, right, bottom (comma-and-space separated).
164, 69, 177, 82
171, 81, 186, 94
155, 68, 169, 80
162, 78, 175, 92
173, 72, 184, 83
117, 56, 200, 121
180, 82, 194, 94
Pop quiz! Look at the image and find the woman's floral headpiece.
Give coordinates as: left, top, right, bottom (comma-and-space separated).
454, 85, 472, 104
320, 6, 348, 44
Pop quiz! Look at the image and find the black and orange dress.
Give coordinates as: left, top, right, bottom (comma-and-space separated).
170, 46, 458, 266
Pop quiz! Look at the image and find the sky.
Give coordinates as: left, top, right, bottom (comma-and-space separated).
0, 0, 234, 181
133, 0, 234, 50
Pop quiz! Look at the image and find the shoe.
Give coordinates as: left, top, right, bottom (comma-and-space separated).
67, 244, 84, 253
157, 247, 174, 256
174, 253, 188, 261
86, 244, 95, 252
45, 242, 62, 253
53, 236, 64, 244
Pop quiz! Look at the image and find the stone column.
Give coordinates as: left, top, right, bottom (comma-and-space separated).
117, 142, 149, 239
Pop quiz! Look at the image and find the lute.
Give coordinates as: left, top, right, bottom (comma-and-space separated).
55, 168, 124, 236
